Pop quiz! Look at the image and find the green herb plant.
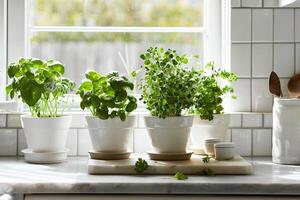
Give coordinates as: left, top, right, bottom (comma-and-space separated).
139, 47, 198, 118
192, 62, 237, 121
77, 71, 137, 121
6, 58, 75, 117
135, 158, 149, 174
174, 172, 188, 180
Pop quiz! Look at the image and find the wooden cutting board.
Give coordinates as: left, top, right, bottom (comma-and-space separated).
88, 154, 252, 175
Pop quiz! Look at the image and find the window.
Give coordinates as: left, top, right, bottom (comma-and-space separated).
27, 0, 204, 86
3, 0, 230, 105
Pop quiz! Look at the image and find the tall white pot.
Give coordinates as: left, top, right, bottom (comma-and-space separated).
86, 115, 136, 152
273, 98, 300, 164
144, 116, 194, 153
190, 114, 230, 153
21, 115, 72, 152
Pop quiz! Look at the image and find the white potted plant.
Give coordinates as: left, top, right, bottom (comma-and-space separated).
77, 71, 137, 158
190, 62, 237, 154
139, 47, 197, 155
6, 58, 75, 162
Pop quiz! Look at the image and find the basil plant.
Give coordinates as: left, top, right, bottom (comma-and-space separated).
6, 58, 75, 117
77, 71, 137, 121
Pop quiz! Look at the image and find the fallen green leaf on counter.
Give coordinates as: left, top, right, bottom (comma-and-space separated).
135, 158, 149, 174
174, 172, 188, 180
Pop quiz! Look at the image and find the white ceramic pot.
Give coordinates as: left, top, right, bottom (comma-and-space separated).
86, 115, 136, 152
21, 115, 72, 152
190, 114, 230, 153
273, 98, 300, 164
144, 116, 194, 153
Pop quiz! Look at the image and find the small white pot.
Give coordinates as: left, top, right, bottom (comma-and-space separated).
144, 116, 194, 153
86, 115, 136, 152
191, 114, 230, 152
21, 115, 72, 152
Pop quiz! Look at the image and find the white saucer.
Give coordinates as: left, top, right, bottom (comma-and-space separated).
22, 149, 69, 164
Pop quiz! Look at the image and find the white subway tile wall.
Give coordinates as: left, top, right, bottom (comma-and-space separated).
264, 113, 273, 127
0, 113, 273, 157
252, 44, 273, 77
231, 9, 251, 42
252, 9, 273, 42
232, 129, 252, 156
231, 0, 300, 112
252, 79, 273, 112
274, 9, 294, 42
231, 79, 251, 111
231, 44, 251, 77
242, 0, 263, 7
242, 113, 263, 127
252, 129, 272, 156
0, 129, 17, 156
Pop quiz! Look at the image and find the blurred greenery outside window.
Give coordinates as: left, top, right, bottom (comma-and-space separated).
28, 0, 204, 97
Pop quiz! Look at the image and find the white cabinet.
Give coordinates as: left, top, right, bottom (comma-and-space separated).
24, 195, 300, 200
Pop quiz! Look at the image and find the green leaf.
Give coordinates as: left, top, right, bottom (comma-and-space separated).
20, 80, 42, 107
31, 58, 44, 67
115, 89, 127, 101
202, 155, 210, 164
110, 110, 117, 118
79, 81, 93, 91
174, 172, 188, 180
118, 110, 126, 121
91, 96, 101, 108
125, 101, 137, 112
140, 54, 146, 60
85, 70, 102, 82
101, 96, 115, 108
96, 106, 109, 120
7, 64, 19, 78
135, 158, 149, 174
48, 62, 65, 74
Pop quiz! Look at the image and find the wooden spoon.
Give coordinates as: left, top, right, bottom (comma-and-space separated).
288, 73, 300, 98
269, 71, 282, 98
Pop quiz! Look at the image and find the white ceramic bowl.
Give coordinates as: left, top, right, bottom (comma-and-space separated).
214, 142, 235, 160
203, 138, 222, 156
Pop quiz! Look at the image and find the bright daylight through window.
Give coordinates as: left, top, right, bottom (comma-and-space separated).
27, 0, 204, 86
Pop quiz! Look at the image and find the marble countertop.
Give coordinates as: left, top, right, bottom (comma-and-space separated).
0, 157, 300, 195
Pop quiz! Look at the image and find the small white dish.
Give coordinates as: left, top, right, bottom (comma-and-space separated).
204, 138, 222, 156
22, 149, 69, 164
214, 142, 235, 160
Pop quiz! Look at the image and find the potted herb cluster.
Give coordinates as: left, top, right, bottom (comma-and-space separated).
139, 47, 198, 153
190, 62, 237, 153
6, 58, 75, 157
77, 71, 137, 155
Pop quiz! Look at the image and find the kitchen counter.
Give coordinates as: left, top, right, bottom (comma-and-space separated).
0, 157, 300, 195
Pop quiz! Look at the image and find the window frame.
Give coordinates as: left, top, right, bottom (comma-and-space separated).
3, 0, 231, 110
0, 0, 7, 101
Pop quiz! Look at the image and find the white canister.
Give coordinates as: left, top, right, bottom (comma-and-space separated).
273, 98, 300, 164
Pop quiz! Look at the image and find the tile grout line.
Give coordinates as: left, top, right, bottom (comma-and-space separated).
294, 8, 296, 74
76, 129, 79, 156
250, 8, 253, 112
251, 129, 254, 157
272, 8, 275, 107
16, 128, 18, 156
